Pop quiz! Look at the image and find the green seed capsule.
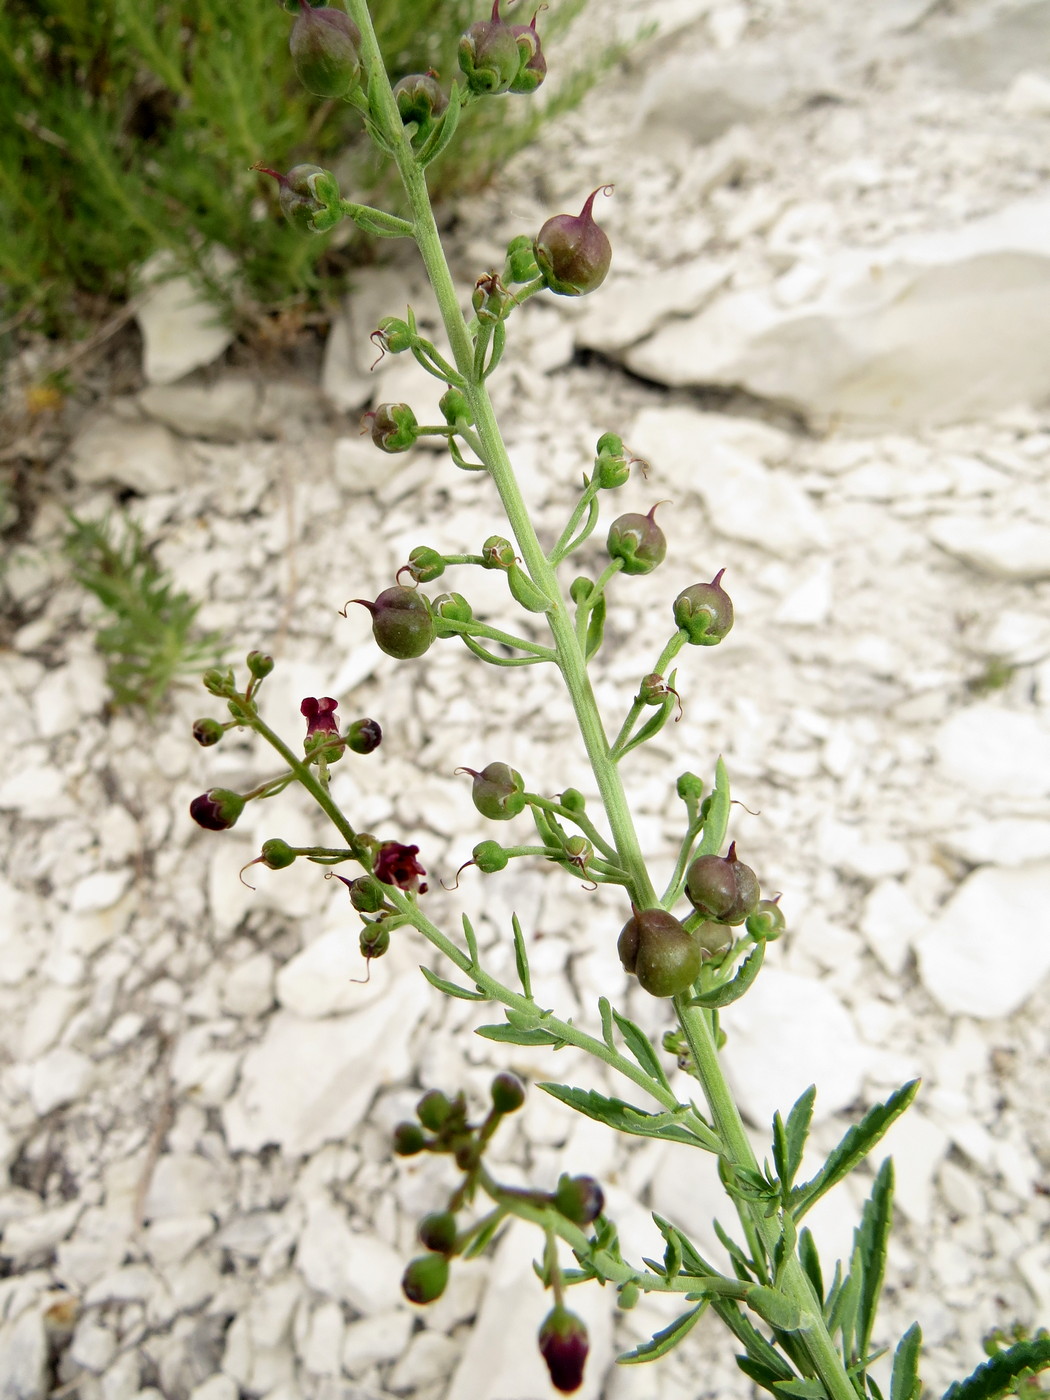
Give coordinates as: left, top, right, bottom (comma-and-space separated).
618, 908, 701, 998
402, 1252, 449, 1304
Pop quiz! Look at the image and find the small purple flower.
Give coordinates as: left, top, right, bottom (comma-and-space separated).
189, 788, 245, 831
538, 1306, 589, 1393
374, 841, 428, 895
301, 696, 345, 758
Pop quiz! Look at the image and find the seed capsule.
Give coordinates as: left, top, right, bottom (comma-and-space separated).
534, 187, 613, 297
618, 908, 701, 998
674, 569, 734, 646
288, 2, 362, 98
607, 503, 667, 575
685, 843, 760, 925
353, 586, 434, 659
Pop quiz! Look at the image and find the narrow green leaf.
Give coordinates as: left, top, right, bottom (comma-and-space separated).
855, 1160, 894, 1360
512, 913, 533, 1000
462, 1212, 504, 1260
739, 1356, 803, 1398
462, 913, 480, 966
791, 1081, 920, 1219
697, 756, 731, 855
827, 1266, 860, 1355
612, 1008, 672, 1092
890, 1325, 923, 1400
598, 996, 616, 1051
774, 1380, 829, 1399
747, 1285, 809, 1334
692, 941, 765, 1009
714, 1218, 760, 1283
728, 1312, 798, 1381
619, 696, 676, 757
651, 1214, 720, 1282
942, 1339, 1050, 1400
618, 1303, 706, 1364
418, 965, 488, 1001
869, 1375, 886, 1400
476, 1024, 561, 1046
418, 78, 463, 167
585, 590, 606, 661
539, 1083, 712, 1148
798, 1228, 824, 1306
781, 1086, 817, 1192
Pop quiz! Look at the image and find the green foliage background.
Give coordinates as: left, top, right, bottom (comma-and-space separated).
0, 0, 602, 338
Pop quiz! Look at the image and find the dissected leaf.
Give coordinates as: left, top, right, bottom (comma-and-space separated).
692, 941, 765, 1009
891, 1325, 923, 1400
942, 1339, 1050, 1400
512, 913, 532, 999
747, 1285, 809, 1334
855, 1160, 895, 1361
418, 965, 488, 1000
791, 1081, 919, 1219
773, 1086, 817, 1196
618, 1303, 706, 1364
476, 1023, 561, 1046
612, 1008, 671, 1091
539, 1084, 713, 1147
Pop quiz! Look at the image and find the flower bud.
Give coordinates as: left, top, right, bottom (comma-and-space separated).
418, 1210, 458, 1256
554, 1173, 604, 1225
473, 840, 510, 873
254, 164, 327, 232
346, 717, 382, 754
439, 385, 473, 426
505, 234, 539, 283
481, 535, 516, 570
593, 431, 634, 489
534, 187, 612, 297
243, 651, 272, 680
354, 586, 434, 659
347, 876, 386, 912
431, 592, 473, 627
538, 1305, 589, 1394
696, 920, 733, 956
374, 841, 427, 893
202, 667, 235, 696
403, 546, 445, 584
360, 921, 390, 960
374, 315, 414, 354
457, 762, 527, 821
289, 2, 362, 98
367, 402, 419, 453
747, 898, 786, 942
393, 1121, 427, 1155
417, 1089, 453, 1132
676, 771, 704, 803
508, 12, 546, 93
607, 503, 667, 575
685, 843, 760, 925
458, 0, 523, 95
402, 1252, 449, 1304
490, 1070, 526, 1114
618, 908, 701, 998
189, 788, 245, 832
674, 569, 734, 646
192, 717, 224, 747
559, 788, 586, 814
392, 72, 448, 133
261, 838, 296, 870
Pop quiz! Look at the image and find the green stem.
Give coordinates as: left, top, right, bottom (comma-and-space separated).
673, 997, 860, 1400
610, 631, 688, 760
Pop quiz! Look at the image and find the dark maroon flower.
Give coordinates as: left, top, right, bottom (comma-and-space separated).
301, 696, 345, 759
374, 841, 428, 894
538, 1306, 589, 1393
189, 789, 245, 831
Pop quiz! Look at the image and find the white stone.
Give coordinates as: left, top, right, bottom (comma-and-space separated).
881, 1108, 949, 1226
295, 1197, 403, 1314
69, 870, 132, 914
860, 879, 926, 975
136, 248, 237, 385
70, 1319, 118, 1372
387, 1330, 459, 1392
100, 1350, 141, 1400
721, 968, 870, 1127
170, 1022, 242, 1106
929, 514, 1050, 581
916, 861, 1050, 1018
773, 559, 834, 627
1005, 70, 1050, 117
0, 1306, 47, 1399
67, 416, 189, 494
275, 925, 377, 1018
20, 985, 82, 1060
300, 1299, 344, 1376
221, 952, 275, 1018
630, 405, 827, 558
340, 1308, 412, 1375
934, 703, 1050, 799
222, 975, 427, 1156
817, 818, 910, 882
138, 379, 261, 442
188, 1377, 239, 1400
141, 1215, 215, 1268
575, 259, 732, 352
2, 1201, 82, 1262
28, 1046, 93, 1116
624, 197, 1050, 427
938, 818, 1050, 867
333, 433, 417, 495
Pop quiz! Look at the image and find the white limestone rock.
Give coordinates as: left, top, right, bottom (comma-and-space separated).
223, 975, 428, 1156
387, 1331, 459, 1393
934, 703, 1050, 800
860, 879, 927, 975
928, 514, 1050, 580
938, 817, 1050, 867
295, 1197, 403, 1314
29, 1046, 94, 1116
629, 406, 827, 558
1004, 70, 1050, 116
67, 416, 189, 494
0, 1306, 47, 1399
624, 198, 1050, 427
721, 968, 870, 1127
136, 249, 237, 385
2, 1201, 83, 1263
138, 378, 262, 442
142, 1153, 227, 1220
574, 259, 733, 352
916, 861, 1050, 1018
340, 1308, 412, 1375
221, 952, 275, 1019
